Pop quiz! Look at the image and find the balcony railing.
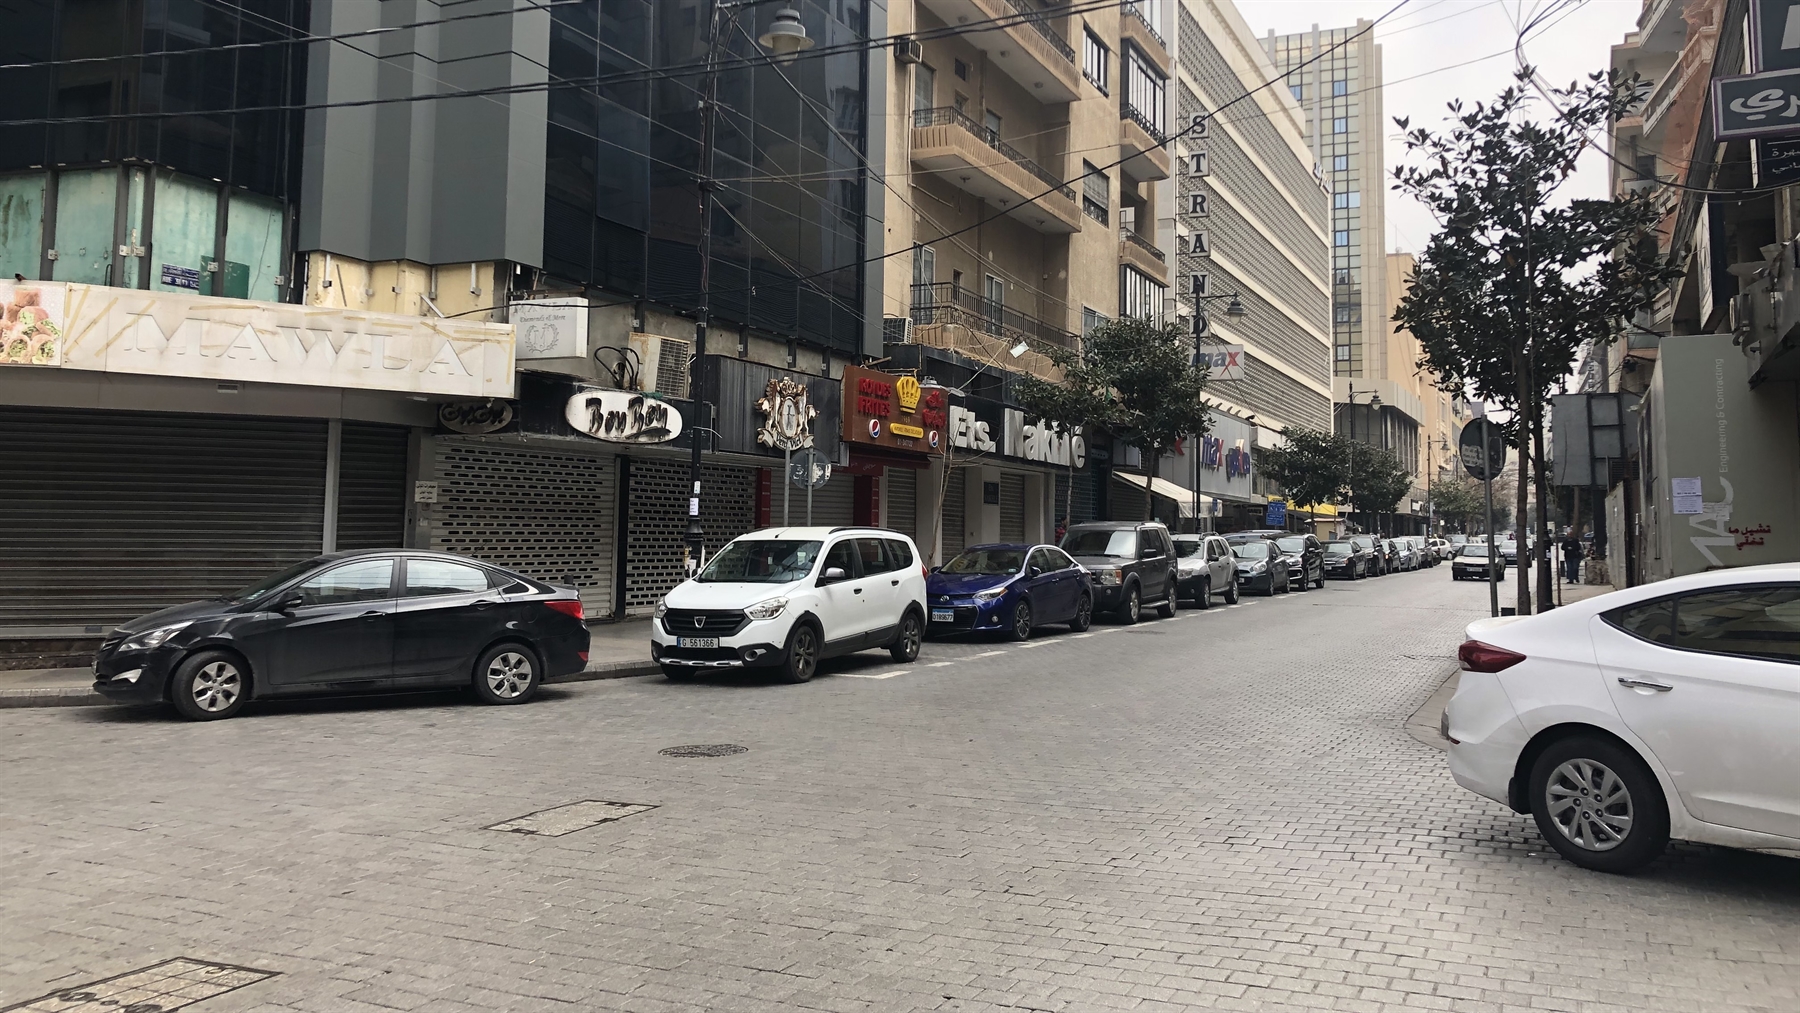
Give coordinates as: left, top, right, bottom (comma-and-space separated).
1121, 97, 1165, 142
1120, 228, 1165, 262
995, 0, 1075, 63
1124, 0, 1165, 47
912, 107, 1076, 201
909, 282, 1078, 350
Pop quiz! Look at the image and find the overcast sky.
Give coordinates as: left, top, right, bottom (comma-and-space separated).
1236, 0, 1643, 254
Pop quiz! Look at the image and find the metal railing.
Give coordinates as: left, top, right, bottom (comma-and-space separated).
994, 0, 1075, 62
1124, 0, 1165, 47
1120, 227, 1165, 262
909, 282, 1078, 349
912, 107, 1076, 201
1121, 96, 1165, 143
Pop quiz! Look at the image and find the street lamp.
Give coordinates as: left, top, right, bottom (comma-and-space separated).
1344, 384, 1381, 534
1426, 435, 1450, 537
1191, 293, 1247, 532
686, 1, 813, 573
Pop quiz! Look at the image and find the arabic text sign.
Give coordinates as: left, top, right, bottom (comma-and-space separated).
1713, 68, 1800, 140
1751, 0, 1800, 73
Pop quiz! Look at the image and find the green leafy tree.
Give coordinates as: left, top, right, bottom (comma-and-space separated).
1013, 345, 1118, 530
1257, 427, 1348, 512
1016, 316, 1212, 521
1392, 69, 1679, 612
1347, 442, 1413, 534
1428, 475, 1485, 532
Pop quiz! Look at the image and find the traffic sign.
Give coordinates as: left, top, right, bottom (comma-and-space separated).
1457, 419, 1507, 482
788, 448, 832, 490
1265, 500, 1287, 526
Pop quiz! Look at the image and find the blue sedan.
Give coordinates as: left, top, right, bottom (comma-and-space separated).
925, 543, 1094, 641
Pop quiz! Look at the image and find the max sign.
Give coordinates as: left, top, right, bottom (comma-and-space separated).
565, 389, 683, 443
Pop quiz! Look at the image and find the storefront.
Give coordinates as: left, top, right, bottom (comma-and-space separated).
839, 364, 946, 552
933, 391, 1084, 558
0, 279, 514, 638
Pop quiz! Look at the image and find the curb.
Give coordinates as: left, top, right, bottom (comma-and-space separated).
0, 659, 662, 710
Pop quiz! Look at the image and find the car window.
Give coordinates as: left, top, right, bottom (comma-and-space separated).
1063, 529, 1136, 557
1046, 547, 1077, 569
1027, 548, 1053, 573
943, 547, 1026, 575
1140, 529, 1166, 558
820, 540, 860, 582
228, 557, 328, 604
1173, 537, 1203, 558
404, 558, 492, 597
855, 538, 892, 575
1276, 537, 1306, 553
294, 558, 394, 606
699, 539, 822, 583
1233, 542, 1270, 559
1605, 596, 1674, 644
884, 539, 914, 570
1670, 586, 1800, 663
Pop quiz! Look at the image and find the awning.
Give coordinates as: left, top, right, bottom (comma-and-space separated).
1112, 471, 1214, 518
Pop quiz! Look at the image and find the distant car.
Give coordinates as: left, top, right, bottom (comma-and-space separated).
1449, 534, 1469, 547
1450, 544, 1504, 581
92, 550, 591, 720
1350, 535, 1386, 575
1428, 538, 1455, 561
1231, 538, 1291, 596
652, 527, 927, 682
1499, 535, 1521, 564
1061, 521, 1180, 623
1324, 539, 1373, 579
1172, 533, 1238, 608
1381, 539, 1404, 573
1275, 533, 1325, 590
1445, 565, 1800, 873
927, 543, 1093, 640
1392, 539, 1419, 571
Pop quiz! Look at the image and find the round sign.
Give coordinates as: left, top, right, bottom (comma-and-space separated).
1457, 419, 1507, 481
867, 418, 882, 440
788, 448, 832, 490
928, 430, 940, 449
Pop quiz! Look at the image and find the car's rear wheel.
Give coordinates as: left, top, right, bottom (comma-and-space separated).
1116, 586, 1141, 624
1197, 578, 1212, 610
1069, 593, 1093, 631
1314, 568, 1325, 589
1223, 579, 1239, 605
889, 610, 923, 662
1006, 600, 1033, 641
781, 622, 820, 683
1155, 584, 1177, 618
1529, 735, 1669, 874
473, 643, 540, 704
170, 650, 249, 721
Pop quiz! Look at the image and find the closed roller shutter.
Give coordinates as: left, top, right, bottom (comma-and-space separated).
799, 470, 854, 528
1055, 468, 1098, 525
336, 423, 410, 550
429, 440, 618, 618
999, 472, 1027, 543
624, 458, 757, 614
884, 466, 916, 541
941, 468, 966, 558
0, 408, 326, 631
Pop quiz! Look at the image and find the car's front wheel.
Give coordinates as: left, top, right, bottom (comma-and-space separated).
473, 643, 540, 704
1116, 585, 1141, 624
889, 609, 923, 662
1069, 593, 1093, 631
170, 650, 250, 721
1197, 578, 1212, 610
1223, 577, 1239, 605
1529, 735, 1669, 874
1006, 599, 1033, 641
1155, 580, 1177, 618
781, 622, 820, 683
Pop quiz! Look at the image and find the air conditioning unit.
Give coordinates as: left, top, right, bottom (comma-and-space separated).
894, 36, 923, 64
627, 332, 694, 399
882, 316, 915, 344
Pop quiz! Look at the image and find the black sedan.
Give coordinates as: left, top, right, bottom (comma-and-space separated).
1324, 539, 1373, 579
92, 550, 591, 720
1231, 539, 1291, 596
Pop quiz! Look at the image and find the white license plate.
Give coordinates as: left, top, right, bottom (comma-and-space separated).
676, 637, 719, 649
930, 609, 955, 623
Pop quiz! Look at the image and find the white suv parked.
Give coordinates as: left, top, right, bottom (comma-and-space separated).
651, 527, 928, 683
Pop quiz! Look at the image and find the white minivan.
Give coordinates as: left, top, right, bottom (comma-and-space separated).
651, 527, 928, 683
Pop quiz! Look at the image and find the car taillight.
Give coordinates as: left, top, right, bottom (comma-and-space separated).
1458, 639, 1525, 673
545, 598, 584, 620
921, 564, 929, 580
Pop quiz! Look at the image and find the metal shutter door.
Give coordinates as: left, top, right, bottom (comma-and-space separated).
999, 472, 1027, 543
884, 466, 916, 539
429, 440, 618, 618
336, 422, 410, 550
0, 408, 326, 630
941, 468, 966, 558
802, 470, 854, 528
624, 459, 757, 614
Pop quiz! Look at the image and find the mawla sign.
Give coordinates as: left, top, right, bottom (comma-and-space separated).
15, 282, 515, 398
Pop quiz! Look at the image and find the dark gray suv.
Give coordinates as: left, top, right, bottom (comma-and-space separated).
1058, 522, 1179, 624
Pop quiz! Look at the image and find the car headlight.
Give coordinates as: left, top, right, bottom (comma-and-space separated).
654, 599, 668, 619
972, 586, 1008, 602
1245, 562, 1267, 575
1091, 568, 1122, 586
744, 596, 788, 621
118, 621, 192, 652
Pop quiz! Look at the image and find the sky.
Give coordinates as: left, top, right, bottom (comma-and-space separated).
1236, 0, 1644, 254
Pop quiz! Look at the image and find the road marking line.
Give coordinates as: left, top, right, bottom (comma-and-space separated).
972, 650, 1009, 658
837, 670, 905, 679
927, 661, 956, 667
1070, 633, 1095, 638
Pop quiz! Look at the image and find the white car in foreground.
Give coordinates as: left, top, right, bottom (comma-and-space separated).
1445, 564, 1800, 873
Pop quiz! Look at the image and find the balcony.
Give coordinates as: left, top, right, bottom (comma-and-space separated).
1121, 2, 1170, 74
1119, 227, 1167, 281
1119, 99, 1171, 180
912, 107, 1083, 234
910, 282, 1078, 352
917, 0, 1080, 102
1636, 0, 1685, 55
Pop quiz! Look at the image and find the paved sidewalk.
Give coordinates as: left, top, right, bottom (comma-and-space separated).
0, 617, 657, 709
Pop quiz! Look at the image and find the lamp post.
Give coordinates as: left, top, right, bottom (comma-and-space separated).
1343, 384, 1381, 534
685, 3, 813, 573
1192, 293, 1246, 531
1426, 435, 1449, 537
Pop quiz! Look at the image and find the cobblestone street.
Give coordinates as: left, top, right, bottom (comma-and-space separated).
3, 570, 1798, 1013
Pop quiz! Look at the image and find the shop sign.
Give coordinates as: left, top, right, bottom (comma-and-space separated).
1713, 67, 1800, 140
946, 395, 1084, 468
841, 364, 941, 456
438, 400, 515, 434
755, 376, 817, 451
511, 298, 587, 359
1194, 414, 1254, 502
16, 281, 514, 396
565, 388, 683, 443
1198, 343, 1244, 382
0, 282, 64, 366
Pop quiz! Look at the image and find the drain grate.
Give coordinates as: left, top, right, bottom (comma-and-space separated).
659, 743, 748, 757
485, 799, 656, 837
3, 957, 277, 1012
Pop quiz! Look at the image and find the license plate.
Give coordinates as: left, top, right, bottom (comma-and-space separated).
930, 609, 955, 623
676, 637, 718, 649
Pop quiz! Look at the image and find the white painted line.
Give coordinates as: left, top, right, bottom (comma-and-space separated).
837, 670, 906, 679
927, 661, 956, 667
972, 650, 1009, 658
1070, 633, 1095, 638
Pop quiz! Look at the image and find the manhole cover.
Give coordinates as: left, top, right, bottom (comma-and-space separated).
659, 743, 748, 757
485, 800, 656, 837
4, 957, 278, 1012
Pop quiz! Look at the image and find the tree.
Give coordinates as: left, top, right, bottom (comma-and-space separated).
1258, 427, 1348, 513
1347, 442, 1412, 533
1392, 69, 1678, 613
1012, 345, 1117, 531
1428, 475, 1484, 532
1016, 315, 1212, 521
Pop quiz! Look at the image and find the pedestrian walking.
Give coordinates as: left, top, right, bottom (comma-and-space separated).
1561, 529, 1582, 584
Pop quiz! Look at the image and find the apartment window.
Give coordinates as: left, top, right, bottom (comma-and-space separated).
1119, 266, 1166, 321
1634, 154, 1657, 179
1332, 154, 1348, 171
912, 245, 936, 301
1082, 306, 1107, 336
1333, 269, 1352, 286
913, 64, 935, 114
984, 275, 1004, 336
1333, 191, 1360, 209
1332, 117, 1348, 134
955, 58, 971, 81
1332, 79, 1348, 97
1084, 30, 1110, 94
1289, 84, 1303, 101
1082, 161, 1109, 224
953, 92, 968, 114
1336, 345, 1351, 361
984, 110, 1002, 144
1334, 230, 1349, 247
1124, 47, 1166, 132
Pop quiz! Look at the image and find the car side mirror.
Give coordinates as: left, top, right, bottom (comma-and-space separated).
820, 566, 848, 584
278, 593, 305, 612
1028, 566, 1042, 578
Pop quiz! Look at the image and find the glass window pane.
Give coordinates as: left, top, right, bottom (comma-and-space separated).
1673, 586, 1800, 662
151, 171, 218, 294
225, 192, 282, 301
404, 558, 492, 597
855, 537, 891, 574
1606, 597, 1674, 644
0, 173, 47, 280
50, 168, 118, 285
298, 559, 395, 606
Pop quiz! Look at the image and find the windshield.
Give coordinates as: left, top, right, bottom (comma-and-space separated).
698, 539, 823, 583
1276, 537, 1306, 553
1324, 542, 1353, 555
1063, 529, 1137, 558
1172, 537, 1203, 558
227, 557, 326, 603
1458, 546, 1491, 558
942, 548, 1026, 575
1233, 542, 1271, 559
1350, 537, 1374, 549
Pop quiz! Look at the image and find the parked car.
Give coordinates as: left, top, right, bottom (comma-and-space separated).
1324, 539, 1373, 579
1275, 533, 1325, 590
1392, 539, 1419, 571
1449, 544, 1505, 581
1231, 538, 1291, 596
1445, 565, 1800, 873
1061, 521, 1180, 623
1350, 535, 1386, 575
1381, 539, 1403, 573
1172, 533, 1238, 608
651, 527, 927, 683
926, 543, 1093, 640
1449, 534, 1469, 547
91, 550, 591, 720
1428, 538, 1455, 561
1498, 534, 1521, 565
